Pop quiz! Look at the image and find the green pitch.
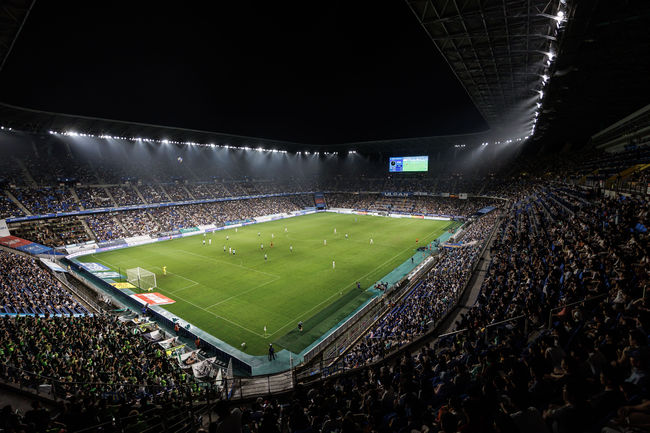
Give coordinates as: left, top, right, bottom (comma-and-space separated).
78, 213, 451, 355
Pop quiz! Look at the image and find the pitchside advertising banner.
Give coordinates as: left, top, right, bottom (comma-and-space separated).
65, 209, 319, 258
382, 192, 412, 197
0, 235, 53, 255
130, 292, 176, 305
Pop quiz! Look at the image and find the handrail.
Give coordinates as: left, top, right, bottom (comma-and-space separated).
547, 293, 609, 328
296, 213, 503, 381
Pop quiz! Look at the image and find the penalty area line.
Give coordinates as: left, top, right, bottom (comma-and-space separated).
170, 291, 266, 338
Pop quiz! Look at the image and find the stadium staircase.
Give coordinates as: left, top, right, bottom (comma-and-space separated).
4, 189, 31, 215
606, 163, 650, 188
132, 184, 148, 203
103, 186, 119, 206
69, 186, 84, 210
181, 184, 196, 200
113, 215, 130, 235
14, 157, 37, 186
79, 217, 97, 241
578, 168, 599, 185
159, 184, 174, 201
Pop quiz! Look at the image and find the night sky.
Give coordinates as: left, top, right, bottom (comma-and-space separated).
0, 1, 487, 144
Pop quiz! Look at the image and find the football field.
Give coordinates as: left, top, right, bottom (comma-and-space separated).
78, 212, 453, 355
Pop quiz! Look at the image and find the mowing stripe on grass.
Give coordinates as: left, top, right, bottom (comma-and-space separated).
205, 276, 281, 309
175, 248, 280, 278
78, 213, 451, 355
267, 225, 441, 339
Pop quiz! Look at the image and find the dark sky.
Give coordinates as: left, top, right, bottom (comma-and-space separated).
0, 1, 487, 144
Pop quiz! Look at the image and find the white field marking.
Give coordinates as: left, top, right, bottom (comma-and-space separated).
150, 266, 199, 294
90, 256, 199, 293
283, 218, 429, 246
205, 276, 281, 309
170, 291, 266, 337
267, 226, 442, 338
91, 255, 265, 336
90, 255, 132, 273
176, 248, 280, 278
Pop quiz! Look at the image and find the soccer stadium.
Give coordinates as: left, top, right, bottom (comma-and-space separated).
0, 1, 649, 432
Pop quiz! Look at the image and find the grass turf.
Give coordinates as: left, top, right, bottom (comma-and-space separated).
78, 212, 451, 355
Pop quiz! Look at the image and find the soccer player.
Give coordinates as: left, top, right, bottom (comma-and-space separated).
226, 235, 229, 241
324, 239, 327, 246
264, 253, 268, 261
258, 232, 261, 237
370, 238, 374, 245
332, 260, 335, 269
260, 243, 264, 250
298, 321, 303, 332
270, 241, 273, 248
229, 247, 232, 254
290, 245, 293, 253
271, 233, 274, 239
208, 238, 212, 245
284, 227, 288, 233
345, 233, 348, 239
232, 249, 236, 255
334, 228, 336, 234
202, 239, 206, 245
162, 266, 167, 276
224, 245, 226, 252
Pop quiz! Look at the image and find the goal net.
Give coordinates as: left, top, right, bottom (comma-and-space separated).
127, 267, 157, 291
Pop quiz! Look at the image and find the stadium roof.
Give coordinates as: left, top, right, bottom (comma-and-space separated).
405, 0, 569, 136
533, 0, 650, 149
0, 0, 33, 74
0, 101, 501, 154
0, 1, 648, 152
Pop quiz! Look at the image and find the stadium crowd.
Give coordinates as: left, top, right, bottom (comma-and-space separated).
12, 187, 80, 214
138, 184, 171, 203
0, 195, 23, 219
199, 185, 648, 433
0, 314, 195, 432
0, 155, 648, 433
0, 251, 88, 316
9, 217, 90, 247
106, 185, 143, 206
75, 186, 113, 209
344, 212, 499, 369
86, 213, 129, 241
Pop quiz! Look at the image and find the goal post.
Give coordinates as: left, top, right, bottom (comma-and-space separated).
126, 267, 157, 291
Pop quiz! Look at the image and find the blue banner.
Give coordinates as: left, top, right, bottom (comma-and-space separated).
16, 243, 53, 255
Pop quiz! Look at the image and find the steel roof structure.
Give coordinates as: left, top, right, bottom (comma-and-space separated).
0, 101, 501, 154
0, 0, 34, 74
0, 0, 648, 153
405, 0, 568, 136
